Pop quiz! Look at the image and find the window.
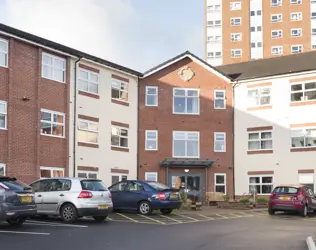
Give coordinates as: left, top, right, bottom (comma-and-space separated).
312, 12, 316, 19
207, 36, 222, 43
247, 87, 271, 106
145, 86, 158, 106
291, 128, 316, 148
271, 14, 282, 22
312, 28, 316, 35
291, 45, 303, 53
231, 17, 241, 26
291, 12, 302, 21
231, 33, 242, 42
271, 46, 283, 55
313, 45, 316, 50
251, 26, 262, 32
111, 174, 128, 185
41, 53, 66, 83
207, 4, 221, 12
145, 130, 158, 150
248, 131, 273, 150
77, 119, 99, 144
173, 131, 199, 157
78, 69, 99, 95
0, 101, 7, 130
299, 174, 314, 192
207, 51, 222, 58
271, 0, 282, 6
291, 0, 302, 4
40, 109, 65, 138
40, 167, 64, 178
207, 20, 222, 27
215, 174, 226, 194
111, 79, 128, 102
0, 39, 8, 67
111, 126, 128, 148
249, 176, 273, 194
291, 28, 302, 37
214, 90, 226, 109
173, 88, 199, 114
291, 82, 316, 102
231, 49, 242, 58
78, 171, 98, 179
230, 2, 241, 10
271, 30, 282, 39
145, 172, 158, 182
251, 42, 262, 48
214, 133, 226, 152
257, 10, 262, 15
0, 163, 5, 176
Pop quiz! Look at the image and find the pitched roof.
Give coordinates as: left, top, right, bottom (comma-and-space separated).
216, 51, 316, 81
0, 23, 142, 76
142, 50, 232, 82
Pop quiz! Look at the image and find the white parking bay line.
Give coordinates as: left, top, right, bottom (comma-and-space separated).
0, 230, 50, 236
25, 220, 88, 228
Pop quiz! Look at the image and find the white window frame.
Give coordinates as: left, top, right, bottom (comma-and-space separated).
77, 68, 99, 95
230, 2, 241, 10
291, 28, 302, 37
111, 79, 129, 103
290, 12, 302, 21
207, 51, 222, 59
214, 90, 226, 109
230, 17, 242, 26
145, 130, 158, 151
271, 30, 283, 39
248, 130, 273, 151
173, 88, 200, 115
249, 175, 273, 195
271, 46, 283, 55
291, 127, 316, 149
0, 38, 8, 68
214, 173, 226, 195
145, 172, 158, 182
77, 170, 99, 179
111, 173, 128, 184
0, 163, 5, 176
271, 14, 282, 23
173, 131, 200, 158
145, 86, 158, 106
291, 81, 316, 102
312, 12, 316, 19
207, 35, 222, 43
231, 49, 242, 58
77, 119, 99, 145
271, 0, 282, 7
111, 126, 129, 149
290, 0, 302, 4
207, 20, 222, 27
41, 53, 66, 83
247, 87, 272, 107
214, 132, 226, 152
40, 166, 64, 179
207, 4, 221, 12
312, 28, 316, 36
291, 44, 303, 53
0, 100, 7, 130
231, 33, 242, 42
40, 109, 65, 138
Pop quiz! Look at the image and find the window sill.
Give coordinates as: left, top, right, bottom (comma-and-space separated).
247, 105, 272, 111
290, 100, 316, 107
111, 99, 129, 107
172, 112, 200, 115
214, 107, 226, 110
111, 146, 129, 152
145, 104, 158, 107
0, 64, 8, 69
172, 156, 200, 158
214, 150, 226, 153
291, 147, 316, 152
78, 142, 99, 148
247, 150, 273, 155
41, 134, 65, 139
78, 90, 99, 99
42, 76, 66, 84
145, 149, 158, 151
0, 128, 7, 131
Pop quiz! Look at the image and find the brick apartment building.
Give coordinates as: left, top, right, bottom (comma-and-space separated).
205, 0, 316, 66
139, 51, 234, 201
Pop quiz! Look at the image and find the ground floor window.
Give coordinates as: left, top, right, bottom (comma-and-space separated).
248, 175, 273, 194
111, 174, 128, 185
214, 174, 226, 195
298, 173, 314, 192
0, 163, 5, 176
78, 171, 98, 179
145, 172, 158, 182
40, 167, 64, 178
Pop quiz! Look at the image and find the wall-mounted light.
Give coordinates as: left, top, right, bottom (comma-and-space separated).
184, 169, 189, 173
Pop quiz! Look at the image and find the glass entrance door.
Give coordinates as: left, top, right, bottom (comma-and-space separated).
170, 174, 203, 201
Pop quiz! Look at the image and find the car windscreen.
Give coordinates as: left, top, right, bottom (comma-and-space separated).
147, 182, 171, 191
81, 180, 108, 191
274, 186, 299, 194
0, 179, 32, 191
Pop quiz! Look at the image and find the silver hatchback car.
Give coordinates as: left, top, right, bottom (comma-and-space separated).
29, 178, 113, 223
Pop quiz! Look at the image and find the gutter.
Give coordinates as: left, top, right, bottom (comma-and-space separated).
136, 76, 140, 180
232, 80, 239, 200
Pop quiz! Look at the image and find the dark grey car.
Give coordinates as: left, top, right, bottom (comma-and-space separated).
0, 177, 37, 226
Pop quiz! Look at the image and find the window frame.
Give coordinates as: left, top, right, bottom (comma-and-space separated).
231, 49, 242, 58
207, 4, 221, 13
291, 127, 316, 149
145, 130, 158, 151
271, 14, 282, 23
111, 174, 128, 185
207, 35, 222, 43
0, 163, 5, 176
172, 131, 200, 158
290, 0, 302, 4
290, 81, 316, 103
271, 46, 283, 55
40, 166, 65, 179
231, 33, 242, 42
77, 170, 99, 179
173, 88, 200, 115
207, 20, 222, 27
214, 132, 226, 152
0, 38, 8, 68
40, 109, 65, 138
230, 1, 241, 10
41, 52, 66, 83
207, 51, 222, 59
111, 79, 129, 103
145, 172, 158, 182
290, 12, 302, 21
77, 68, 100, 95
214, 90, 226, 109
247, 130, 273, 151
291, 44, 303, 53
248, 175, 273, 195
247, 86, 272, 107
271, 30, 283, 39
77, 119, 99, 145
214, 173, 226, 195
291, 28, 302, 37
145, 86, 158, 107
111, 126, 129, 149
0, 100, 7, 130
230, 17, 242, 26
271, 0, 282, 7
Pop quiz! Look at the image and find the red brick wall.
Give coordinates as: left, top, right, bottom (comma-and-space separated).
0, 36, 69, 184
139, 57, 234, 197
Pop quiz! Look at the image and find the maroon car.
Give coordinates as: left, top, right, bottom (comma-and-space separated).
268, 184, 316, 217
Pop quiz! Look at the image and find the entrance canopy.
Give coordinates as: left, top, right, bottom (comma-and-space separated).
160, 158, 215, 168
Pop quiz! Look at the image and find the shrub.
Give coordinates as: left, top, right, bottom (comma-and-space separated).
224, 195, 230, 201
180, 190, 187, 203
256, 197, 269, 204
239, 197, 250, 204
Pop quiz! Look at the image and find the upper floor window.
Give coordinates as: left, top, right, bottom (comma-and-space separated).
291, 12, 302, 21
271, 46, 283, 55
111, 126, 128, 148
271, 30, 283, 39
173, 88, 199, 114
173, 131, 199, 157
271, 14, 282, 23
145, 130, 158, 150
291, 28, 303, 37
207, 4, 221, 12
214, 132, 226, 152
247, 87, 271, 106
207, 20, 222, 27
231, 33, 242, 42
111, 79, 128, 102
231, 49, 242, 58
207, 35, 222, 43
207, 51, 222, 59
250, 10, 262, 16
312, 12, 316, 19
312, 28, 316, 36
40, 109, 65, 138
214, 90, 226, 109
248, 130, 273, 151
42, 53, 66, 83
231, 17, 241, 26
78, 119, 99, 144
145, 86, 158, 106
290, 0, 302, 4
291, 82, 316, 102
250, 26, 262, 32
291, 128, 316, 148
230, 2, 241, 10
78, 69, 99, 95
291, 44, 303, 54
0, 100, 7, 130
0, 39, 8, 67
271, 0, 282, 7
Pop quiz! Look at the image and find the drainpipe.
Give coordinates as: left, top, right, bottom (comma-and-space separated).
136, 76, 140, 180
73, 57, 82, 177
232, 80, 239, 200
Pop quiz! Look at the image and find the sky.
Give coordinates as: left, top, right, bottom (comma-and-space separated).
0, 0, 204, 72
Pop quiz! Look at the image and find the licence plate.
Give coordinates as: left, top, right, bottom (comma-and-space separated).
170, 194, 177, 199
279, 196, 291, 200
98, 205, 108, 210
20, 196, 32, 203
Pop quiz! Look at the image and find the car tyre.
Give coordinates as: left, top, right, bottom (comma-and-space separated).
138, 201, 152, 215
6, 217, 26, 227
160, 209, 173, 215
61, 203, 77, 223
93, 216, 107, 222
268, 207, 275, 215
300, 205, 308, 217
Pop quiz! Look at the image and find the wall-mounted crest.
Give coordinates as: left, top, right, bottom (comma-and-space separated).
178, 66, 195, 82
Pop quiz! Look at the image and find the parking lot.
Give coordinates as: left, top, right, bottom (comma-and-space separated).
0, 210, 315, 249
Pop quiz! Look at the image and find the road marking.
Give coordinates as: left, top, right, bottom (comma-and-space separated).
196, 214, 214, 220
0, 230, 50, 235
25, 220, 88, 228
159, 215, 183, 223
229, 213, 243, 218
138, 214, 165, 225
106, 217, 113, 221
176, 214, 199, 221
215, 214, 229, 219
116, 213, 139, 223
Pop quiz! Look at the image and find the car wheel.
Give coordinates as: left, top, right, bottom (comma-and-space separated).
300, 205, 308, 217
268, 207, 275, 215
160, 209, 173, 215
138, 201, 152, 215
61, 203, 77, 223
6, 218, 26, 226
